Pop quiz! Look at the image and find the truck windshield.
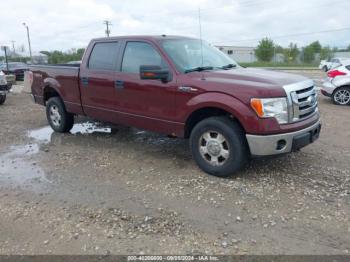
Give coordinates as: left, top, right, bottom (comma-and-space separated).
160, 39, 238, 73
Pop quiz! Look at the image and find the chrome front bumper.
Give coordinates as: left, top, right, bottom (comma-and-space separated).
246, 120, 321, 156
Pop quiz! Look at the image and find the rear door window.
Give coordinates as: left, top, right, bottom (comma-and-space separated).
88, 42, 120, 71
121, 42, 167, 74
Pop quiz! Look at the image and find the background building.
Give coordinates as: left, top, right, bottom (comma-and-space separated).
216, 46, 257, 63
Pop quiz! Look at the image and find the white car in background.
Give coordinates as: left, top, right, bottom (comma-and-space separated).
321, 64, 350, 105
319, 57, 350, 72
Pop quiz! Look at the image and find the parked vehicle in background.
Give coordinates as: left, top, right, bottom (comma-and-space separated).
319, 57, 350, 72
0, 62, 29, 81
66, 60, 82, 65
29, 35, 321, 177
0, 71, 11, 105
5, 74, 16, 86
321, 64, 350, 105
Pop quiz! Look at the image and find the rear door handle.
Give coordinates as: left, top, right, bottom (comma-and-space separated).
80, 77, 89, 86
115, 80, 124, 89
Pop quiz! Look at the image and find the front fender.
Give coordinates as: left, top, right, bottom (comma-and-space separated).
183, 92, 259, 133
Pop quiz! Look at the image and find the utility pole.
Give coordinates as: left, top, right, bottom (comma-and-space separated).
22, 23, 33, 63
103, 20, 112, 37
11, 41, 16, 54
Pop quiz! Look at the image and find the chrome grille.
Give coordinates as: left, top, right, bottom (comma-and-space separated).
283, 80, 319, 123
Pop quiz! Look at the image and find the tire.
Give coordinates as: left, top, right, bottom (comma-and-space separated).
46, 97, 74, 132
190, 116, 249, 177
332, 87, 350, 106
0, 95, 6, 105
322, 65, 328, 72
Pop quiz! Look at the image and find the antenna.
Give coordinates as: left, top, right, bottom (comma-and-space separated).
198, 7, 204, 67
198, 7, 206, 80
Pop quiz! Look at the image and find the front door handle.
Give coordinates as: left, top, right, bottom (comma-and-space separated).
115, 80, 124, 89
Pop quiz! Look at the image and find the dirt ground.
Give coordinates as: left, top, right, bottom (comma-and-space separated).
0, 70, 349, 255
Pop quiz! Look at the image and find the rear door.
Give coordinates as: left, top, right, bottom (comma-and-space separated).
113, 41, 178, 134
79, 41, 121, 122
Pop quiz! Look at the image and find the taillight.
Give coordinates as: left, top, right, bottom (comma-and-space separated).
327, 70, 346, 78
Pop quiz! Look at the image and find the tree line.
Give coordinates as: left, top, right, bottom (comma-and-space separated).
40, 48, 85, 64
255, 38, 350, 63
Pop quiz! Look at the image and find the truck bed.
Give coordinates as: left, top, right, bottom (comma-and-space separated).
30, 64, 84, 115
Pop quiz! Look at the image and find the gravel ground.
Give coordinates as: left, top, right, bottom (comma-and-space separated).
0, 70, 349, 255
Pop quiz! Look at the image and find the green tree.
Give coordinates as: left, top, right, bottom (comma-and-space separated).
284, 42, 299, 62
255, 38, 275, 62
320, 46, 333, 60
302, 46, 315, 63
309, 41, 322, 53
40, 48, 86, 64
301, 41, 322, 63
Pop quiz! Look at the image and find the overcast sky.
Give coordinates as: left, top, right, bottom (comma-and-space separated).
0, 0, 349, 55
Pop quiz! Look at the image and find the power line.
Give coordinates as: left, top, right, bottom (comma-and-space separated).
103, 20, 112, 37
212, 27, 350, 45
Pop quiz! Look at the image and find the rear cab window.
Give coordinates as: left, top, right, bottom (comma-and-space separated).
121, 41, 168, 73
88, 42, 120, 71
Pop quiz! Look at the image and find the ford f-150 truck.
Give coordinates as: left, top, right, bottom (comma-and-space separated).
29, 35, 321, 177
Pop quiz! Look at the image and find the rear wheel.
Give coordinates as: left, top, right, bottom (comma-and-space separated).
190, 116, 249, 177
0, 95, 6, 105
46, 97, 74, 132
332, 87, 350, 105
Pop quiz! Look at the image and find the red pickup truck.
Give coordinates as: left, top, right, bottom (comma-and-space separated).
30, 35, 321, 177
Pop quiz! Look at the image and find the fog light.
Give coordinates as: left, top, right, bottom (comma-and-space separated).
276, 139, 287, 150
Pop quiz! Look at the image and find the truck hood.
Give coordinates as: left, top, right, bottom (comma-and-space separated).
202, 67, 307, 87
183, 67, 310, 100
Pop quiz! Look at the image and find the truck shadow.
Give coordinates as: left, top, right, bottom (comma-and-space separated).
27, 119, 322, 181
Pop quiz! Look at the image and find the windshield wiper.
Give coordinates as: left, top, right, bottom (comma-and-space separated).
184, 66, 214, 73
220, 63, 237, 70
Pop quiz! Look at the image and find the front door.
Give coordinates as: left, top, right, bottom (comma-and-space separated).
113, 41, 178, 134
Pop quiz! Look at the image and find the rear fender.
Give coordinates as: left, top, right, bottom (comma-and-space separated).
43, 78, 63, 104
331, 77, 350, 90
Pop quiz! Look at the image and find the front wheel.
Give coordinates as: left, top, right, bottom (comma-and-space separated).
46, 97, 74, 132
190, 116, 249, 177
332, 87, 350, 105
0, 95, 6, 105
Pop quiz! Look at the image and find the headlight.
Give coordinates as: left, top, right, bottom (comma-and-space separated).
250, 97, 288, 124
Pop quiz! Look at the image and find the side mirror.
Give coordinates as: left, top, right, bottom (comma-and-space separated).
140, 65, 170, 82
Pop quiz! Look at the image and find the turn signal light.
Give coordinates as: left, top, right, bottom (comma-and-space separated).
250, 98, 264, 117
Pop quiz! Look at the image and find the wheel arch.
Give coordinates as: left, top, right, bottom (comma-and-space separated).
184, 106, 247, 139
332, 85, 350, 95
332, 85, 350, 105
43, 84, 62, 105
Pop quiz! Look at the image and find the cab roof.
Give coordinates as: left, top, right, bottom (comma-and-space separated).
91, 35, 197, 42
